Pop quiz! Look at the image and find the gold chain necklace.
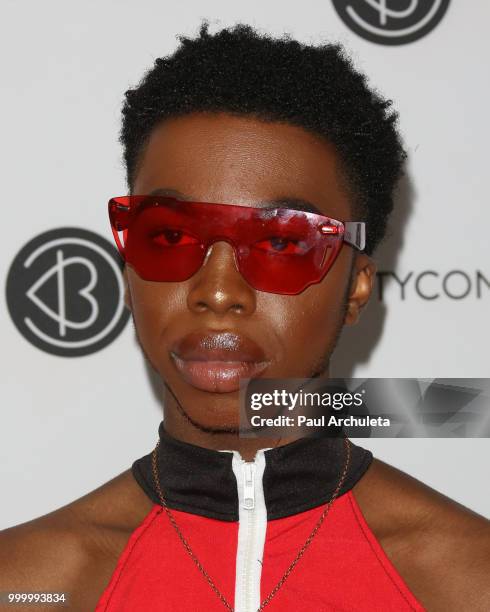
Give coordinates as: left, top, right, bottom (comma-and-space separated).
151, 435, 351, 612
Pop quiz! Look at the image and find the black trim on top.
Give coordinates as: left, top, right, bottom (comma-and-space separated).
131, 421, 373, 522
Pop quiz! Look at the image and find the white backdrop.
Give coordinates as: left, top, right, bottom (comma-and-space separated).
1, 0, 489, 529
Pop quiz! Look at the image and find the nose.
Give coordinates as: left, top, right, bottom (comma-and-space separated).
186, 241, 257, 316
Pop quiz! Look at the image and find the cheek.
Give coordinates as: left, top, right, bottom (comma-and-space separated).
262, 257, 350, 375
279, 291, 344, 353
128, 275, 184, 352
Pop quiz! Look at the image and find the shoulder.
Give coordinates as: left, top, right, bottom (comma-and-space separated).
0, 469, 154, 612
352, 457, 490, 611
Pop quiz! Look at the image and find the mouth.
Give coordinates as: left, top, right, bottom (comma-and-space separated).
169, 330, 271, 393
170, 355, 270, 393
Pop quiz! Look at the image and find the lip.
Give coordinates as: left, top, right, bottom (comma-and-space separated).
170, 331, 270, 393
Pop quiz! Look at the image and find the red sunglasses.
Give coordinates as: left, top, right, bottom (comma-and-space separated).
108, 195, 366, 295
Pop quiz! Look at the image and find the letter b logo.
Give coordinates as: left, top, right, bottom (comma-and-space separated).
6, 228, 130, 357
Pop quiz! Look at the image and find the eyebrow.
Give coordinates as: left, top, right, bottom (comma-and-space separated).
147, 187, 323, 215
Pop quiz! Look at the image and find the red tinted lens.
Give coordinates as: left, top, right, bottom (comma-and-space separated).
110, 196, 206, 281
234, 210, 343, 294
108, 197, 344, 294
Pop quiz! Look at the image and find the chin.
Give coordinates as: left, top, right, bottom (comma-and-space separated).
178, 390, 243, 433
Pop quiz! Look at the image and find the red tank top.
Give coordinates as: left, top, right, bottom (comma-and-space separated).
95, 424, 425, 611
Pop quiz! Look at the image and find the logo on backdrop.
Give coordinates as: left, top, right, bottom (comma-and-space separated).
6, 228, 130, 357
332, 0, 451, 45
376, 270, 489, 300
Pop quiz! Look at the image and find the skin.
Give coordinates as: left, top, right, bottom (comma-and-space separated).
0, 112, 489, 611
126, 112, 374, 458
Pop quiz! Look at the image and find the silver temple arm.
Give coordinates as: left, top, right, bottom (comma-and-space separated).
343, 222, 366, 251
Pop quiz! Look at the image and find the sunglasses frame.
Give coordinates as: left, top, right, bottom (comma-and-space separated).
108, 195, 366, 294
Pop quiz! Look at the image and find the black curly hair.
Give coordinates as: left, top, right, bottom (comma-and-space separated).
120, 20, 407, 255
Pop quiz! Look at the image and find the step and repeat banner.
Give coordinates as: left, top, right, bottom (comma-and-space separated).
1, 1, 489, 527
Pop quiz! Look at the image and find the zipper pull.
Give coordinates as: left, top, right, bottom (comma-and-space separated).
243, 462, 255, 510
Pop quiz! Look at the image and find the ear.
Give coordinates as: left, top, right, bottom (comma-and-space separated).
123, 265, 133, 312
344, 254, 377, 326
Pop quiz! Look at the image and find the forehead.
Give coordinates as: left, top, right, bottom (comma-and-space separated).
133, 112, 353, 219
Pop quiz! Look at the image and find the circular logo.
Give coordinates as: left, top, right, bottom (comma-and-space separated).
332, 0, 451, 45
6, 228, 130, 357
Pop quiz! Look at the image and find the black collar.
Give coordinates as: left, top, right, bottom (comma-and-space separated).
131, 421, 373, 521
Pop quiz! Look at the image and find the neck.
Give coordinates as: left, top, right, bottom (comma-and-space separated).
164, 392, 314, 461
162, 407, 303, 461
162, 367, 331, 461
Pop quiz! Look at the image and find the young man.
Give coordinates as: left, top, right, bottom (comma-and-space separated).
1, 22, 489, 612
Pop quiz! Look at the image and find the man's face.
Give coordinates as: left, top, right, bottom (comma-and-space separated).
125, 112, 375, 432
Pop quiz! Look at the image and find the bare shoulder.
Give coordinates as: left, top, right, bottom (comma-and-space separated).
352, 458, 490, 611
0, 470, 154, 611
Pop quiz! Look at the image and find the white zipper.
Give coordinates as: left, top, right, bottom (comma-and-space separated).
231, 450, 268, 612
218, 447, 270, 612
243, 463, 255, 509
